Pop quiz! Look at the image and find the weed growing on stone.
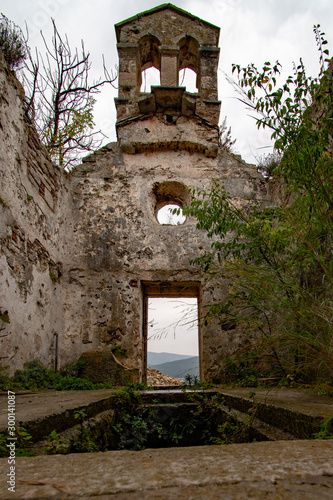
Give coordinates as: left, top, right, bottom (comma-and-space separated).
71, 409, 97, 453
212, 416, 252, 445
310, 381, 333, 397
0, 427, 33, 458
0, 433, 6, 457
184, 374, 199, 386
182, 374, 213, 391
0, 359, 114, 391
112, 385, 183, 450
15, 427, 33, 456
44, 410, 98, 454
110, 346, 128, 358
49, 270, 60, 283
313, 417, 333, 440
0, 14, 27, 70
0, 195, 9, 208
112, 385, 164, 450
59, 359, 87, 378
45, 430, 61, 454
223, 358, 259, 388
113, 409, 166, 450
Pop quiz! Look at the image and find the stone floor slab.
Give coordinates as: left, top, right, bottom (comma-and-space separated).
0, 440, 332, 499
221, 387, 333, 419
0, 389, 118, 430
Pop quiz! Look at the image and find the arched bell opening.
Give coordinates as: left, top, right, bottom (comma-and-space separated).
178, 36, 200, 92
138, 35, 161, 92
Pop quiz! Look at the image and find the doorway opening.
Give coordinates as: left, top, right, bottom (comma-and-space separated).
142, 282, 201, 385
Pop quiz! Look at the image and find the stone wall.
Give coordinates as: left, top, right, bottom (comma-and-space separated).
0, 51, 67, 374
59, 139, 272, 381
0, 5, 277, 382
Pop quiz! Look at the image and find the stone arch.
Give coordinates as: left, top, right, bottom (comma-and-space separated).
178, 36, 200, 93
152, 181, 190, 224
178, 36, 200, 73
138, 34, 161, 90
153, 181, 190, 211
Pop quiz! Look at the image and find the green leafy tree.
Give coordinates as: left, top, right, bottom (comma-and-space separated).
185, 26, 333, 384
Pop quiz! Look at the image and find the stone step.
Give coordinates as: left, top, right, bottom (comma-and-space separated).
139, 389, 326, 438
142, 401, 298, 442
139, 388, 219, 403
2, 388, 328, 449
26, 397, 293, 454
5, 393, 117, 442
29, 409, 116, 455
4, 440, 332, 499
223, 406, 297, 442
221, 392, 325, 439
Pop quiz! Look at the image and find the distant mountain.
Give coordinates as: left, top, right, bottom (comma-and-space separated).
149, 356, 199, 380
147, 352, 195, 366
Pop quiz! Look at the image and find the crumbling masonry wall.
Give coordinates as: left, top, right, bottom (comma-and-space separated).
0, 51, 67, 373
0, 5, 276, 381
60, 143, 272, 382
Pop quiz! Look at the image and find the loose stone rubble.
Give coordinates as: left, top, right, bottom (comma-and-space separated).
147, 367, 183, 386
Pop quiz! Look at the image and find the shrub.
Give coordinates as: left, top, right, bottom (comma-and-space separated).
224, 358, 259, 387
13, 359, 51, 389
0, 14, 27, 70
256, 151, 282, 178
59, 360, 86, 378
0, 367, 12, 390
54, 376, 95, 391
6, 359, 113, 391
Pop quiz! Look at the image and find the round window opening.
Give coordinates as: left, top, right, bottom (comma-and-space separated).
157, 204, 186, 225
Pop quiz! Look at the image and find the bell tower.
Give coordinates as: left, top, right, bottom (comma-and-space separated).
114, 3, 221, 157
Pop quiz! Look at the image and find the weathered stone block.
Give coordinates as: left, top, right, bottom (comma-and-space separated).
79, 351, 139, 386
182, 92, 197, 116
160, 45, 179, 87
138, 93, 156, 114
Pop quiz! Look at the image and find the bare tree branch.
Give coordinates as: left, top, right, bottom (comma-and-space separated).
22, 18, 117, 169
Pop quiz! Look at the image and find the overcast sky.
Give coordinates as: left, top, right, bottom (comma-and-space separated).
2, 0, 333, 163
2, 1, 332, 356
148, 298, 198, 356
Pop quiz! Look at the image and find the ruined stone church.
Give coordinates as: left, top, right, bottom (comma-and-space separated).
0, 4, 274, 382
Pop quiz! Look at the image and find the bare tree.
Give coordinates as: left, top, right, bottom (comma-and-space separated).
23, 19, 117, 169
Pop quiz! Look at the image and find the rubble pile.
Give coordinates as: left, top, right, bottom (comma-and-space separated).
147, 367, 183, 386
